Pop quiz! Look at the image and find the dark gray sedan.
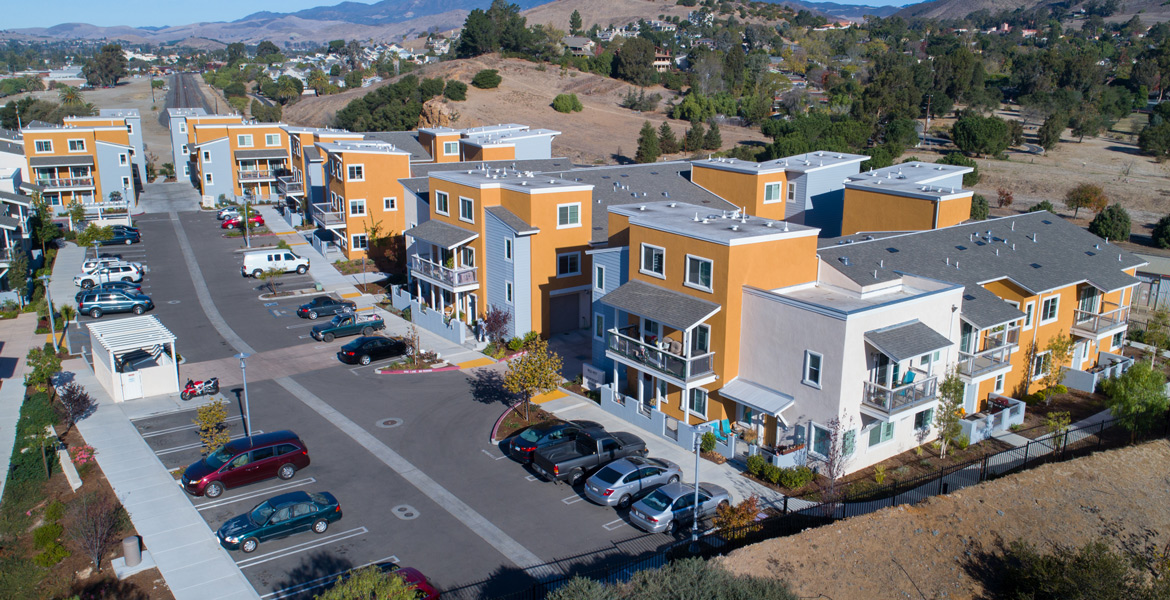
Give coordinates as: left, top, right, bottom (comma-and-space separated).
296, 296, 357, 319
583, 456, 682, 508
629, 481, 730, 535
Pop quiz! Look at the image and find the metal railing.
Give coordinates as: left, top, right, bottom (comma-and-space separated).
957, 344, 1012, 378
1073, 303, 1129, 336
36, 177, 94, 189
985, 325, 1020, 349
862, 371, 938, 415
310, 202, 345, 227
605, 329, 714, 383
409, 254, 478, 287
238, 169, 275, 181
276, 175, 303, 195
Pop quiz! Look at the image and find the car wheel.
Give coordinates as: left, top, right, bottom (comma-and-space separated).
122, 276, 133, 282
132, 305, 146, 315
362, 326, 373, 336
204, 482, 224, 498
312, 519, 329, 534
277, 464, 296, 480
359, 354, 371, 366
296, 265, 308, 274
667, 475, 680, 484
82, 280, 94, 289
668, 520, 680, 536
227, 224, 236, 229
240, 537, 259, 553
89, 308, 102, 318
308, 310, 318, 320
568, 469, 584, 486
252, 269, 262, 278
322, 333, 334, 342
124, 239, 133, 245
618, 494, 632, 509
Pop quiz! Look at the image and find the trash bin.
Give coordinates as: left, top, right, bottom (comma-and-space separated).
122, 536, 142, 567
315, 283, 324, 292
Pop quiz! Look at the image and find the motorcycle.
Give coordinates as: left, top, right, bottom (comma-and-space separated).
181, 377, 220, 401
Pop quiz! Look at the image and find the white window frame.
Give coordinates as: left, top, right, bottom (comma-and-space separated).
126, 123, 133, 134
1112, 331, 1123, 350
435, 191, 449, 216
204, 172, 213, 184
557, 203, 581, 229
763, 181, 782, 204
443, 141, 459, 156
505, 281, 514, 305
351, 233, 368, 251
995, 374, 1005, 393
383, 197, 397, 211
183, 164, 190, 176
237, 134, 253, 148
914, 408, 934, 431
688, 388, 708, 419
265, 133, 280, 147
811, 423, 832, 457
787, 181, 796, 201
67, 138, 86, 152
868, 421, 895, 448
684, 254, 714, 293
202, 150, 211, 162
803, 350, 823, 389
557, 252, 581, 278
594, 264, 606, 293
461, 246, 475, 268
504, 238, 513, 262
119, 153, 128, 166
1031, 350, 1051, 380
692, 324, 710, 354
459, 196, 475, 223
349, 198, 366, 216
121, 176, 130, 188
1039, 296, 1059, 325
594, 313, 605, 340
640, 243, 665, 279
347, 164, 364, 182
179, 123, 187, 134
34, 140, 52, 153
1023, 301, 1035, 330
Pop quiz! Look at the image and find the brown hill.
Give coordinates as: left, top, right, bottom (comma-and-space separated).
897, 0, 1170, 21
520, 0, 697, 32
283, 55, 770, 165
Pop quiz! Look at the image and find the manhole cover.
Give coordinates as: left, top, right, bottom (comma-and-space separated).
377, 418, 402, 428
167, 300, 181, 305
391, 505, 418, 520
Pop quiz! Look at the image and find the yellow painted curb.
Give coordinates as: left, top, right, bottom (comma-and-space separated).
340, 292, 362, 299
288, 241, 309, 246
457, 357, 495, 369
531, 389, 568, 405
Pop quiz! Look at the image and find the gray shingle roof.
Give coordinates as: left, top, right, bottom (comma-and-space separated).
485, 206, 538, 235
0, 140, 21, 156
601, 280, 720, 331
0, 191, 30, 206
362, 131, 431, 161
303, 147, 322, 162
28, 155, 95, 167
235, 149, 288, 160
404, 219, 478, 250
864, 321, 953, 362
0, 214, 19, 230
0, 128, 21, 142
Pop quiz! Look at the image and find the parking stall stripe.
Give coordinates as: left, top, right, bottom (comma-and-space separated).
602, 519, 626, 531
195, 478, 318, 511
154, 431, 263, 456
260, 555, 398, 600
235, 527, 368, 569
142, 415, 242, 438
561, 495, 585, 505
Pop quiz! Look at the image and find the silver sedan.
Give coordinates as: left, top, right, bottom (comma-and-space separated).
628, 481, 730, 535
583, 457, 682, 508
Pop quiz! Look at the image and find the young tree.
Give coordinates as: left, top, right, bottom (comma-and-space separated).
471, 69, 502, 89
703, 120, 723, 150
68, 492, 127, 572
56, 382, 95, 435
67, 200, 86, 231
1028, 199, 1057, 213
32, 195, 60, 254
933, 371, 965, 458
24, 343, 61, 392
569, 9, 583, 35
635, 120, 660, 163
1041, 331, 1075, 402
1145, 306, 1170, 365
503, 337, 563, 421
996, 187, 1014, 209
7, 248, 29, 305
657, 122, 679, 154
313, 565, 420, 600
1102, 361, 1169, 441
193, 399, 231, 455
1045, 411, 1072, 446
1153, 214, 1170, 249
713, 494, 760, 540
816, 415, 855, 504
1038, 112, 1068, 151
259, 267, 283, 295
1089, 204, 1132, 242
684, 122, 706, 152
1065, 183, 1108, 218
481, 305, 512, 346
77, 224, 113, 247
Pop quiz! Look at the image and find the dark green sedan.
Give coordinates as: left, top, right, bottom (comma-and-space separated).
216, 491, 342, 553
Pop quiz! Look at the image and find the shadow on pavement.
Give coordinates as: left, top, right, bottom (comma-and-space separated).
467, 369, 516, 406
268, 550, 355, 599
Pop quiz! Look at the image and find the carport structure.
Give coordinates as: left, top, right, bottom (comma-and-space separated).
87, 316, 179, 402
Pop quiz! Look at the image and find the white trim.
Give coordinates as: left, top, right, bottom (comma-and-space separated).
802, 350, 823, 389
119, 153, 128, 166
504, 238, 513, 262
1039, 295, 1059, 325
347, 164, 365, 182
34, 139, 53, 153
556, 251, 581, 278
556, 202, 582, 229
204, 172, 213, 184
67, 138, 87, 153
994, 373, 1005, 393
348, 198, 367, 217
640, 243, 665, 279
1031, 350, 1051, 380
383, 197, 398, 211
688, 388, 708, 420
763, 181, 783, 204
265, 133, 281, 147
505, 281, 514, 305
594, 264, 606, 293
443, 140, 459, 156
237, 134, 253, 148
459, 196, 475, 224
810, 422, 832, 458
434, 191, 449, 216
683, 254, 714, 293
351, 233, 369, 251
787, 181, 796, 202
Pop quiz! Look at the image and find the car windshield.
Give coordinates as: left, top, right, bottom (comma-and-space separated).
249, 501, 275, 525
308, 492, 329, 505
204, 446, 235, 469
593, 466, 622, 485
518, 428, 543, 443
330, 316, 344, 326
641, 489, 673, 512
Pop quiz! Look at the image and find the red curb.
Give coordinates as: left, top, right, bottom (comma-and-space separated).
377, 365, 461, 375
491, 401, 523, 443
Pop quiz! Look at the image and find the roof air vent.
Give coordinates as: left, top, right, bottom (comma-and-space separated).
693, 212, 700, 222
638, 205, 646, 211
839, 256, 851, 266
730, 225, 739, 231
783, 222, 789, 232
669, 202, 677, 208
765, 221, 773, 227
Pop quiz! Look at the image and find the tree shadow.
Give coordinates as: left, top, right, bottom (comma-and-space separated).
467, 369, 516, 406
67, 577, 150, 600
268, 550, 355, 599
611, 151, 634, 165
960, 537, 1012, 600
1104, 144, 1144, 156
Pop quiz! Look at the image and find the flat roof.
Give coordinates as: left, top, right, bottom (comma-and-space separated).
772, 277, 958, 314
98, 108, 140, 118
462, 128, 561, 147
316, 140, 411, 157
430, 167, 591, 194
610, 200, 818, 246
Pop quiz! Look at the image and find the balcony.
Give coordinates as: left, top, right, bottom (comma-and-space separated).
957, 325, 1019, 379
409, 255, 478, 289
238, 169, 276, 182
862, 371, 938, 418
36, 177, 94, 190
1072, 303, 1129, 338
310, 202, 345, 229
605, 329, 715, 385
277, 175, 304, 196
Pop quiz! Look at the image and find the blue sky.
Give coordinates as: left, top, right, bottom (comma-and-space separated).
8, 0, 911, 29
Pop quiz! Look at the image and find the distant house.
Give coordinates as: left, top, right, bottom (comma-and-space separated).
598, 29, 624, 43
653, 48, 672, 73
563, 36, 596, 57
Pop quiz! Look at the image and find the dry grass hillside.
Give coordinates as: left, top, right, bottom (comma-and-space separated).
521, 0, 697, 31
284, 55, 770, 165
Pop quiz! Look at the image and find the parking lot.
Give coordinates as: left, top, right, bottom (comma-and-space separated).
116, 208, 680, 598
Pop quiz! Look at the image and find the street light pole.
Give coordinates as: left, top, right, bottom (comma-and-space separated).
243, 194, 251, 249
39, 275, 57, 352
236, 352, 252, 440
690, 425, 709, 552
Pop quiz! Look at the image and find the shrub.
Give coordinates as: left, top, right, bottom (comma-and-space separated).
552, 93, 583, 113
507, 337, 524, 352
471, 69, 501, 89
714, 495, 760, 539
937, 152, 981, 187
1088, 204, 1131, 242
444, 80, 468, 101
1027, 199, 1056, 213
1050, 384, 1068, 395
970, 194, 989, 220
33, 541, 70, 567
745, 454, 767, 477
700, 431, 717, 453
761, 463, 782, 484
777, 466, 815, 489
1153, 214, 1170, 249
522, 331, 539, 346
954, 435, 970, 450
44, 501, 65, 522
873, 464, 886, 484
33, 523, 63, 549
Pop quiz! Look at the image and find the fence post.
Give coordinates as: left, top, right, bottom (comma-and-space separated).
1022, 440, 1030, 465
890, 480, 897, 507
1097, 420, 1104, 450
782, 495, 788, 515
981, 455, 988, 482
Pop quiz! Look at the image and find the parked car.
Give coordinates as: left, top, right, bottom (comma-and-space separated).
583, 456, 682, 508
217, 206, 240, 220
531, 429, 648, 486
507, 420, 604, 463
81, 257, 142, 273
296, 296, 355, 319
74, 264, 144, 288
96, 229, 140, 245
628, 482, 730, 535
216, 490, 341, 553
76, 290, 153, 318
379, 564, 440, 600
74, 281, 142, 303
222, 214, 264, 229
110, 224, 140, 237
242, 249, 309, 278
311, 313, 385, 342
180, 430, 311, 498
337, 336, 410, 365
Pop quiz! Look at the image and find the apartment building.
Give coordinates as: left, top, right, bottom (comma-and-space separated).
20, 118, 139, 209
191, 121, 290, 203
417, 124, 560, 164
65, 109, 146, 187
282, 126, 365, 208
839, 161, 973, 236
314, 139, 412, 258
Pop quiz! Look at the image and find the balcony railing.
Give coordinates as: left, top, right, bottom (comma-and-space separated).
862, 371, 938, 416
310, 202, 345, 227
409, 255, 478, 288
238, 170, 276, 181
276, 175, 304, 196
605, 329, 714, 383
1073, 303, 1130, 336
985, 325, 1020, 349
36, 177, 94, 189
957, 344, 1012, 378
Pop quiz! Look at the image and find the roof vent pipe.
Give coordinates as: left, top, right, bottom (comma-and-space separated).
1119, 254, 1123, 262
1011, 221, 1015, 231
955, 261, 960, 270
874, 270, 878, 279
731, 225, 739, 231
879, 259, 884, 267
639, 205, 646, 211
783, 222, 789, 232
669, 202, 676, 208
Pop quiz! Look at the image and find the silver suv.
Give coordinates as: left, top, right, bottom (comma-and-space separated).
75, 264, 144, 288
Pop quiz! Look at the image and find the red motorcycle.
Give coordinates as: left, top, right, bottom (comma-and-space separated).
181, 377, 220, 401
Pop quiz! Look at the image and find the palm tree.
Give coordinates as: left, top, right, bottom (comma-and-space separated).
59, 304, 76, 326
276, 78, 298, 105
58, 85, 85, 107
307, 69, 328, 94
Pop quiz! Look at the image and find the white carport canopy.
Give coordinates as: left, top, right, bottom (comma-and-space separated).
86, 316, 179, 402
88, 315, 176, 353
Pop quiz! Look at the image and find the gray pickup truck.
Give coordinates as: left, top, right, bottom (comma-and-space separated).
310, 313, 385, 342
531, 428, 648, 486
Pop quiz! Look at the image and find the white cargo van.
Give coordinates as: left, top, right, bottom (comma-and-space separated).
241, 250, 310, 278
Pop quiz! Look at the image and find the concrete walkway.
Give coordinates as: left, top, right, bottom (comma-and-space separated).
68, 358, 259, 600
48, 241, 87, 312
0, 313, 45, 504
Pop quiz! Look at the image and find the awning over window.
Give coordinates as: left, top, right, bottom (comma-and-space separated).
864, 320, 953, 363
404, 219, 478, 250
601, 280, 720, 331
718, 379, 794, 416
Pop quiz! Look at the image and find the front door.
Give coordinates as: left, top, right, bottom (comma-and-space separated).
121, 371, 142, 400
549, 293, 579, 334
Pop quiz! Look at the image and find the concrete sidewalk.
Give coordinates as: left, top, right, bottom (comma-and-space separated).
68, 358, 259, 600
0, 313, 45, 504
48, 241, 87, 311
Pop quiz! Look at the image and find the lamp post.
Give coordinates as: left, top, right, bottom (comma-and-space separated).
38, 275, 57, 352
242, 193, 251, 249
236, 352, 252, 440
690, 424, 711, 553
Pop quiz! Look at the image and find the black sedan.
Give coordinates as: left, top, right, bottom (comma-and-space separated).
337, 336, 410, 365
96, 230, 140, 245
507, 420, 604, 463
216, 491, 342, 553
74, 281, 143, 303
296, 296, 357, 319
111, 224, 140, 238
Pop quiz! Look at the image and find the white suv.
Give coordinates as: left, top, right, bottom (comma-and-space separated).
75, 264, 145, 288
82, 257, 143, 273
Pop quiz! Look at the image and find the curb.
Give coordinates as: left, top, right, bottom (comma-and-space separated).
377, 365, 461, 375
257, 289, 331, 301
490, 401, 523, 444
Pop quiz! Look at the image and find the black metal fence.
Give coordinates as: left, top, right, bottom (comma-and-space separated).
445, 414, 1169, 600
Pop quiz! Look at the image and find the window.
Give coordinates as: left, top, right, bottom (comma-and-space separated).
68, 139, 86, 152
811, 424, 831, 457
462, 246, 475, 267
787, 182, 796, 201
183, 165, 189, 176
126, 123, 133, 134
640, 244, 664, 278
995, 374, 1005, 393
1112, 331, 1123, 349
685, 255, 713, 292
595, 314, 605, 340
557, 203, 581, 228
692, 325, 710, 354
204, 173, 213, 184
181, 144, 189, 154
842, 429, 855, 456
121, 176, 130, 188
594, 264, 606, 292
119, 153, 128, 166
689, 388, 708, 418
1031, 351, 1051, 380
347, 164, 364, 181
914, 408, 934, 431
252, 447, 275, 461
351, 234, 368, 250
435, 191, 449, 215
383, 197, 397, 211
443, 141, 459, 156
349, 198, 366, 216
34, 140, 52, 153
459, 196, 474, 222
202, 150, 211, 162
868, 421, 895, 447
557, 252, 581, 277
1040, 296, 1059, 324
265, 133, 280, 146
764, 182, 782, 203
1023, 302, 1035, 330
504, 238, 513, 261
179, 123, 187, 134
505, 281, 514, 304
237, 134, 253, 147
803, 351, 823, 388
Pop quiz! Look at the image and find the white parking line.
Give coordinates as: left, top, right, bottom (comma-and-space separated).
603, 519, 626, 531
235, 526, 368, 569
154, 431, 263, 456
480, 449, 508, 461
525, 475, 539, 482
260, 554, 398, 599
142, 416, 242, 438
562, 495, 585, 505
195, 478, 318, 511
285, 322, 318, 329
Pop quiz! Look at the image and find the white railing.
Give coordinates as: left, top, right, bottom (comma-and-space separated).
1073, 303, 1129, 335
957, 345, 1012, 378
605, 329, 714, 383
310, 202, 345, 227
238, 169, 275, 181
37, 177, 94, 189
409, 254, 478, 287
862, 371, 938, 415
277, 175, 304, 195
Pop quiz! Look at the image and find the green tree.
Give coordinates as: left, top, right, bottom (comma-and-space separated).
635, 120, 660, 163
58, 86, 84, 107
1138, 120, 1170, 159
255, 40, 280, 58
76, 224, 113, 248
1038, 112, 1068, 151
471, 69, 502, 89
657, 122, 679, 154
615, 37, 656, 87
82, 44, 128, 87
458, 9, 498, 57
24, 343, 62, 391
1152, 214, 1170, 249
1065, 183, 1108, 218
933, 371, 964, 458
259, 267, 283, 295
951, 114, 1010, 157
226, 42, 246, 63
327, 40, 345, 54
32, 195, 59, 255
1008, 119, 1024, 146
67, 200, 86, 231
1089, 204, 1132, 242
970, 194, 989, 220
193, 399, 231, 455
936, 152, 981, 187
1070, 104, 1104, 142
275, 76, 302, 104
7, 248, 29, 304
547, 558, 798, 600
313, 565, 419, 600
1028, 200, 1056, 213
999, 540, 1169, 600
444, 80, 467, 101
684, 122, 705, 152
1102, 361, 1169, 441
503, 337, 563, 421
1040, 331, 1075, 399
569, 9, 583, 35
552, 93, 583, 113
307, 69, 329, 94
703, 120, 722, 150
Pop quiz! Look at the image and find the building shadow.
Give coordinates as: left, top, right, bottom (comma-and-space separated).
268, 550, 355, 599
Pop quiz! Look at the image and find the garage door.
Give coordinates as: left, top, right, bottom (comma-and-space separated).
549, 293, 580, 334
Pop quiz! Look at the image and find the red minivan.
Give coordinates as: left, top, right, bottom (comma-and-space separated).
181, 430, 310, 498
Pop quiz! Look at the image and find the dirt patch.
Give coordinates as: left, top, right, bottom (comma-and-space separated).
716, 439, 1170, 600
1015, 390, 1107, 439
496, 405, 558, 440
